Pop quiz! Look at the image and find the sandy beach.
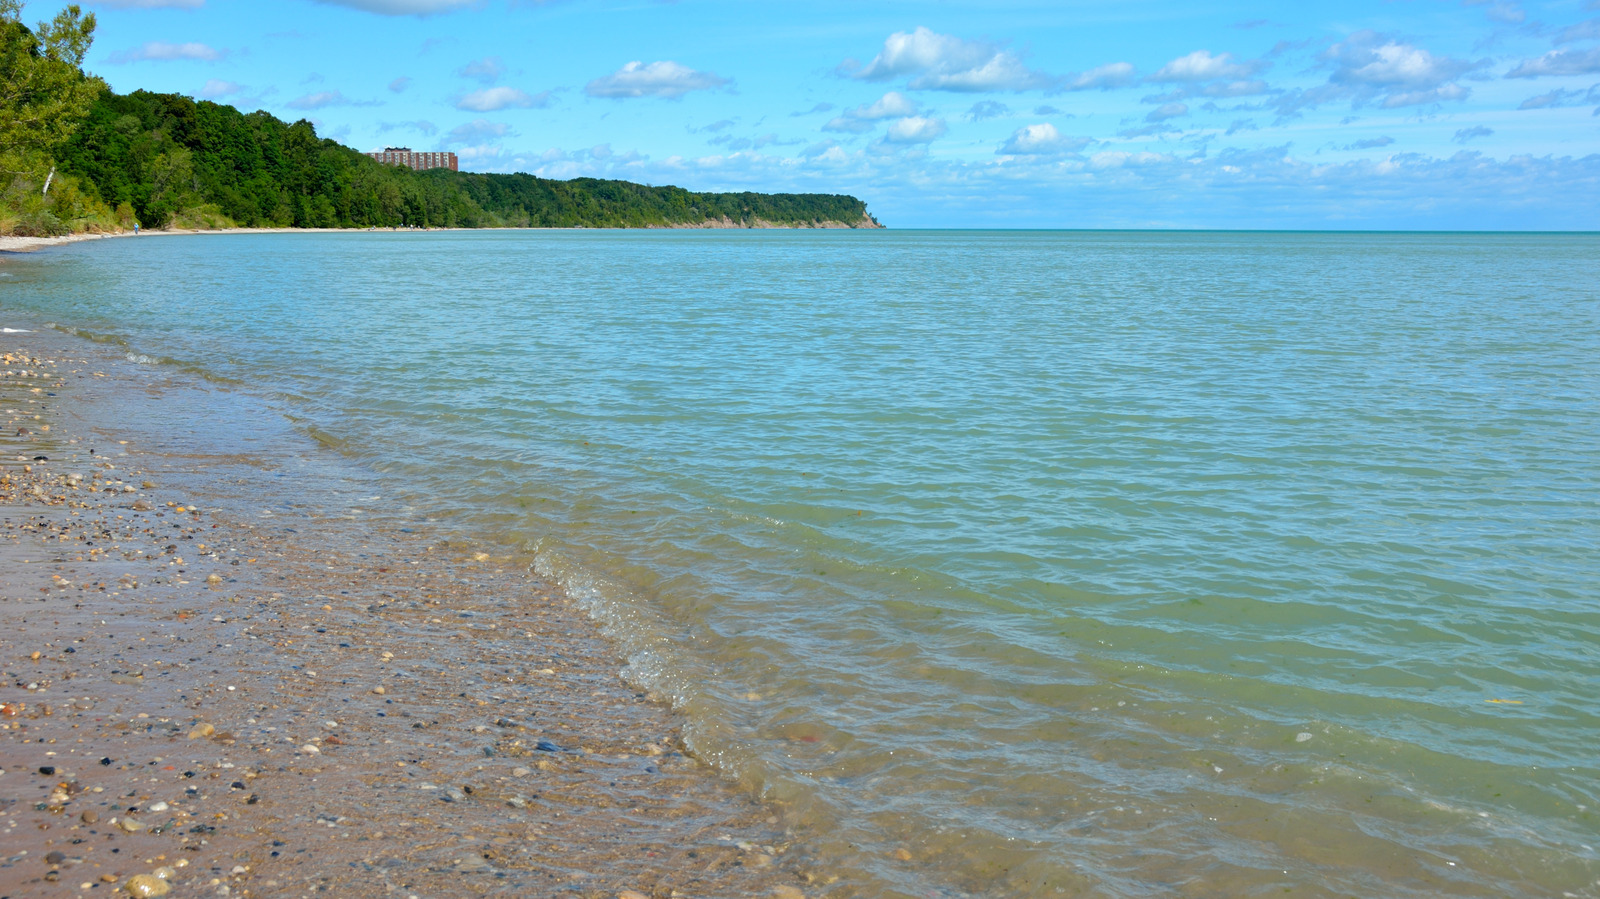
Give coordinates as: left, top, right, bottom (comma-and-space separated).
0, 325, 813, 896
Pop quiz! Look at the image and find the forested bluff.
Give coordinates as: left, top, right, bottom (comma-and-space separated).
1, 4, 879, 237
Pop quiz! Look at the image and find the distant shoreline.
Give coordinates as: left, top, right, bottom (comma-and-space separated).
0, 218, 882, 255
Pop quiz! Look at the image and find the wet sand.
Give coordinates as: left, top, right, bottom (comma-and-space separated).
0, 329, 816, 897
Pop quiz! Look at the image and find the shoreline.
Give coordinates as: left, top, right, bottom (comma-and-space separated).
0, 217, 882, 255
0, 326, 816, 896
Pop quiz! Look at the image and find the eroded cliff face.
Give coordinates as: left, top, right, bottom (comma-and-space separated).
647, 215, 884, 230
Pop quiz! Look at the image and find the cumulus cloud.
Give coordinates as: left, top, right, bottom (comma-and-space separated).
198, 79, 241, 99
1151, 50, 1263, 82
1453, 125, 1494, 143
309, 0, 481, 15
459, 56, 505, 85
585, 61, 730, 99
1554, 19, 1600, 44
455, 86, 550, 111
1326, 32, 1480, 92
848, 26, 1054, 91
1061, 61, 1137, 91
1506, 47, 1600, 78
883, 116, 948, 143
1274, 31, 1480, 116
446, 119, 512, 145
1145, 102, 1189, 122
966, 100, 1010, 121
824, 91, 918, 132
107, 41, 225, 63
998, 122, 1090, 156
1340, 136, 1395, 150
1517, 84, 1600, 109
286, 90, 379, 110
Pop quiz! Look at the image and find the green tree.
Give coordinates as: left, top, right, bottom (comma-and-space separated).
0, 2, 104, 165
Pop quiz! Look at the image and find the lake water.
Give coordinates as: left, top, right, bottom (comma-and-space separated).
5, 230, 1599, 897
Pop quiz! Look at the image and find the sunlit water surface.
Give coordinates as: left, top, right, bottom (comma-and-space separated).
5, 230, 1599, 898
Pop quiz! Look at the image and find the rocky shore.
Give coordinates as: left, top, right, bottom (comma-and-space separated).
0, 330, 816, 897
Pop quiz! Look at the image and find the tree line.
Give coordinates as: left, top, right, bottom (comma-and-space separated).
1, 3, 876, 237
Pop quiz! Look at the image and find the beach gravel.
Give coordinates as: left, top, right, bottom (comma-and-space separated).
0, 328, 818, 896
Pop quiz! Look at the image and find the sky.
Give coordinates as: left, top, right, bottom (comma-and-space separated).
24, 0, 1600, 228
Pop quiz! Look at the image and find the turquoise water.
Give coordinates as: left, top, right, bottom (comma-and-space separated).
5, 230, 1600, 897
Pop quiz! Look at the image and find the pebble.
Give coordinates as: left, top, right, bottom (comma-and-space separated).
371, 686, 386, 695
772, 887, 806, 899
1296, 732, 1313, 743
188, 722, 215, 739
123, 873, 171, 897
618, 891, 650, 899
118, 816, 146, 833
299, 744, 320, 754
81, 810, 99, 824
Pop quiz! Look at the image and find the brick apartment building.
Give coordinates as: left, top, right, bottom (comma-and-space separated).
367, 147, 459, 172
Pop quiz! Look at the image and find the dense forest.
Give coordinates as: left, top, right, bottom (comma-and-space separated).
1, 3, 876, 237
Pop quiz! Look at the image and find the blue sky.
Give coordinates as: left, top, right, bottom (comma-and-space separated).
28, 0, 1600, 228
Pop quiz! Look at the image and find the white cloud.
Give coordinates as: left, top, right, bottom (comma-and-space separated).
1326, 33, 1478, 90
455, 86, 550, 111
198, 79, 241, 99
1506, 47, 1600, 78
107, 41, 225, 63
287, 90, 358, 110
1274, 31, 1479, 115
850, 26, 1054, 92
585, 61, 730, 99
1453, 125, 1494, 143
1145, 102, 1189, 122
459, 56, 505, 85
446, 119, 512, 145
309, 0, 481, 15
1381, 83, 1470, 107
966, 100, 1010, 121
883, 116, 947, 143
824, 91, 918, 132
1062, 62, 1137, 91
1554, 19, 1600, 44
998, 122, 1091, 156
1151, 50, 1262, 82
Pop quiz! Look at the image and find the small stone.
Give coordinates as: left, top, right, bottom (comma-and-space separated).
141, 481, 155, 490
892, 848, 913, 861
118, 816, 146, 833
81, 810, 99, 824
30, 650, 41, 661
511, 767, 531, 777
152, 867, 177, 881
370, 686, 385, 695
299, 744, 320, 754
772, 887, 806, 899
123, 873, 171, 897
1296, 732, 1313, 743
148, 801, 169, 812
535, 740, 561, 753
101, 873, 119, 882
45, 850, 66, 864
206, 574, 222, 585
188, 723, 215, 739
618, 891, 650, 899
38, 765, 55, 776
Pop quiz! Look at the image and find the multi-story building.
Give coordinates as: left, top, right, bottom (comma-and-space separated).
367, 147, 459, 172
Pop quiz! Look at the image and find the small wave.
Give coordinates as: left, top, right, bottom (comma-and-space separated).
2, 327, 31, 333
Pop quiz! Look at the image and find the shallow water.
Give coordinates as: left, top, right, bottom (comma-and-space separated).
5, 230, 1599, 897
